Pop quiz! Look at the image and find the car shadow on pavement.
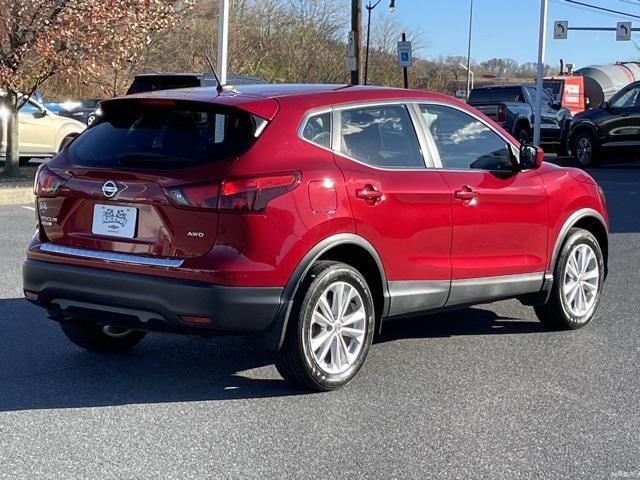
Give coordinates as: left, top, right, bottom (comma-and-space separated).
0, 298, 306, 412
375, 307, 545, 344
1, 298, 549, 411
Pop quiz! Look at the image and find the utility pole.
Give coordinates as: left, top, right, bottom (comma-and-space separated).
533, 0, 548, 146
351, 0, 362, 85
402, 33, 409, 89
465, 0, 474, 99
217, 0, 230, 84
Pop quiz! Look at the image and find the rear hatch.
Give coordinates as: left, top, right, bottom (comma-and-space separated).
36, 97, 274, 259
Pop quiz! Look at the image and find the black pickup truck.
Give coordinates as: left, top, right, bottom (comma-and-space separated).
468, 84, 573, 153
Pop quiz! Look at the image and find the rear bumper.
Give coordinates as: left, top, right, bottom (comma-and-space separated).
23, 259, 284, 336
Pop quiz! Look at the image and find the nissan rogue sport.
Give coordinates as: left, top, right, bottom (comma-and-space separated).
23, 84, 609, 391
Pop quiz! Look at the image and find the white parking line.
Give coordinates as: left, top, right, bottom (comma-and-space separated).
21, 206, 35, 212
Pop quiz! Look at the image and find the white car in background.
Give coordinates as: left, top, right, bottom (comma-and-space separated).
1, 96, 86, 165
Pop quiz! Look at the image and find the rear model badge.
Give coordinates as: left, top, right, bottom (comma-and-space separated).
187, 231, 205, 238
102, 181, 118, 198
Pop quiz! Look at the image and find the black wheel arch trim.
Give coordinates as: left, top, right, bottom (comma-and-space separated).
513, 116, 531, 135
261, 233, 390, 351
549, 208, 608, 276
569, 122, 600, 146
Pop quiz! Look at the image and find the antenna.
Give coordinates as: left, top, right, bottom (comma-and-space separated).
205, 54, 223, 94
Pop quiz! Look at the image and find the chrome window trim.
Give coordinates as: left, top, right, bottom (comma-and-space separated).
39, 243, 184, 268
297, 107, 334, 152
296, 98, 524, 173
416, 100, 521, 171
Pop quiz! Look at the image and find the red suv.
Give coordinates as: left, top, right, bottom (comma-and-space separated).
23, 84, 609, 391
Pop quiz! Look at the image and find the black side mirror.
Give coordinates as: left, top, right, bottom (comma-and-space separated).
599, 101, 610, 111
519, 144, 544, 170
33, 110, 47, 119
552, 101, 562, 110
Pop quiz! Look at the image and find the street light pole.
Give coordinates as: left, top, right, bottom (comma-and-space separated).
351, 0, 362, 85
364, 0, 396, 86
216, 0, 229, 84
465, 0, 474, 99
533, 0, 549, 146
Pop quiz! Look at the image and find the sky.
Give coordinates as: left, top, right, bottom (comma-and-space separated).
388, 0, 640, 69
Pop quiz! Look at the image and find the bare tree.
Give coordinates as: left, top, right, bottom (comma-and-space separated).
0, 0, 186, 177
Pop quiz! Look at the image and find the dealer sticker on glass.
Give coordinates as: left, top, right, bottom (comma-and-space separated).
91, 204, 137, 239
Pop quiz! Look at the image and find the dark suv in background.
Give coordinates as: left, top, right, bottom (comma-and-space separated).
569, 80, 640, 167
468, 84, 573, 153
126, 72, 267, 95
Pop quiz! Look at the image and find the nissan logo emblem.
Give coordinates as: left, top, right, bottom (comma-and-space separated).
102, 181, 118, 198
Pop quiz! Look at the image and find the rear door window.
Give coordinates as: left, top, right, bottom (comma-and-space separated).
68, 101, 261, 169
338, 104, 424, 168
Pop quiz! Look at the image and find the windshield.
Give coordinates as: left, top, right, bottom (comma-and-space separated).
68, 101, 262, 169
469, 87, 524, 103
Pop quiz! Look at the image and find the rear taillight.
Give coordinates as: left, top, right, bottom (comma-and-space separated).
166, 173, 299, 212
166, 182, 220, 209
497, 105, 506, 123
34, 165, 67, 197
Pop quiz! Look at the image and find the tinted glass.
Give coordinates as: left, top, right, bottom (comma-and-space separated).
339, 105, 424, 168
302, 112, 331, 148
611, 86, 640, 109
468, 87, 524, 103
68, 102, 259, 170
420, 105, 514, 171
126, 76, 200, 95
525, 86, 552, 105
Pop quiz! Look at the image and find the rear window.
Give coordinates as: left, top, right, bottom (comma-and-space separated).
68, 101, 262, 169
126, 76, 200, 95
469, 87, 525, 103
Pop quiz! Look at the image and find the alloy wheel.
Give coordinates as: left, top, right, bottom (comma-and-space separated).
576, 137, 593, 166
308, 281, 367, 375
563, 244, 600, 318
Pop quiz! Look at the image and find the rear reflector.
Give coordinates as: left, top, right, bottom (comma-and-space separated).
180, 315, 211, 325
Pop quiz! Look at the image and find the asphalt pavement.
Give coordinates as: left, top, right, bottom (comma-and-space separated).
1, 164, 639, 479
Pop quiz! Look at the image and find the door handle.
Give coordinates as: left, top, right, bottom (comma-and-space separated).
356, 185, 383, 204
454, 186, 478, 201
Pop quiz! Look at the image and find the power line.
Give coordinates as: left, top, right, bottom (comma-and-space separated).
551, 0, 638, 21
563, 0, 640, 20
617, 0, 640, 7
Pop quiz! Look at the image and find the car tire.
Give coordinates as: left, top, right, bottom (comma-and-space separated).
19, 157, 33, 167
572, 130, 600, 168
515, 126, 530, 145
60, 321, 147, 352
275, 261, 376, 391
534, 228, 604, 330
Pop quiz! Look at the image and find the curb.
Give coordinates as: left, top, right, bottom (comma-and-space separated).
0, 183, 34, 206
